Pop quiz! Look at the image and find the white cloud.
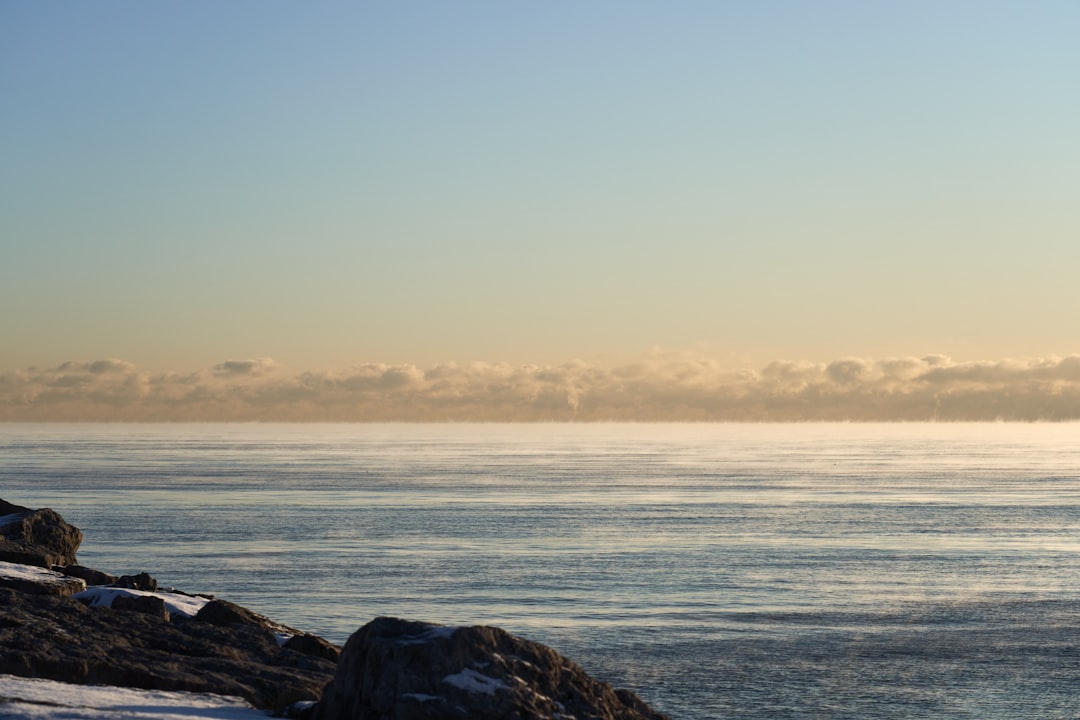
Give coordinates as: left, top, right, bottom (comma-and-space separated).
4, 354, 1080, 421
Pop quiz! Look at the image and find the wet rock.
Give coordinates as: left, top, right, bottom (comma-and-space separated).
311, 617, 670, 720
0, 501, 83, 567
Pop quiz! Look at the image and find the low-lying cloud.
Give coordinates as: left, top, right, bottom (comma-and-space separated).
4, 354, 1080, 421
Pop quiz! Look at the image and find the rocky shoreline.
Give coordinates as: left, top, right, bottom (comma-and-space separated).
0, 499, 671, 719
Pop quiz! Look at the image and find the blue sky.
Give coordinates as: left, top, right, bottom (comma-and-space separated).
2, 1, 1078, 395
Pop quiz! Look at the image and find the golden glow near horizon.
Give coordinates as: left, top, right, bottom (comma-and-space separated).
2, 2, 1079, 420
5, 353, 1080, 421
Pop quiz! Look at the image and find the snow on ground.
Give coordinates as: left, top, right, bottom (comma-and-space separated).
74, 587, 211, 618
0, 674, 270, 719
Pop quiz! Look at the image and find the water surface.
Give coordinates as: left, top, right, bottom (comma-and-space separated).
3, 423, 1079, 719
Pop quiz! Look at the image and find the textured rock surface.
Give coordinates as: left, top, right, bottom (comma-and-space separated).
196, 598, 275, 629
0, 500, 83, 567
285, 633, 343, 663
0, 539, 54, 568
0, 587, 339, 713
312, 617, 671, 720
61, 564, 119, 586
111, 593, 171, 621
116, 571, 159, 591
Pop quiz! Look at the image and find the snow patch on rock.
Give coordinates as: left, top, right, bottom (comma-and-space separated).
0, 560, 86, 595
442, 667, 509, 696
75, 586, 211, 618
0, 561, 69, 583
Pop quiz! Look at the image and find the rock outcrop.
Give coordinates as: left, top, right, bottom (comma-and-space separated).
0, 499, 672, 720
0, 499, 83, 567
311, 617, 671, 720
0, 587, 338, 713
0, 498, 340, 714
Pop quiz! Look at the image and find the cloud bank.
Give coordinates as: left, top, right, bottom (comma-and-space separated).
5, 354, 1080, 422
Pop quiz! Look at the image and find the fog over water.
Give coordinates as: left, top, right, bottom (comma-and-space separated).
3, 423, 1079, 719
6, 354, 1080, 421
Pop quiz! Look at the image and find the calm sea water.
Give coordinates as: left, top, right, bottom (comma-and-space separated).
2, 423, 1080, 719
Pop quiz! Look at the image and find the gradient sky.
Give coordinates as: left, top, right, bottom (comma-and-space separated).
2, 2, 1079, 420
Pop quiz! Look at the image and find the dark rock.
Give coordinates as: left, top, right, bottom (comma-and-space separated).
111, 593, 170, 621
285, 633, 343, 662
0, 587, 339, 713
0, 500, 83, 567
311, 617, 670, 720
116, 571, 158, 591
0, 499, 32, 517
194, 597, 310, 650
197, 598, 273, 629
62, 564, 119, 586
0, 539, 52, 568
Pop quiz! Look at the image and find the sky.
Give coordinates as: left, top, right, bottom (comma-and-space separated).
2, 1, 1079, 420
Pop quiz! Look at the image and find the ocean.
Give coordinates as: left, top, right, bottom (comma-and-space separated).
2, 423, 1079, 719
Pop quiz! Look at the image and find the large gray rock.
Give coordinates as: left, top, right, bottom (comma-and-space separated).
0, 499, 83, 567
311, 617, 670, 720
